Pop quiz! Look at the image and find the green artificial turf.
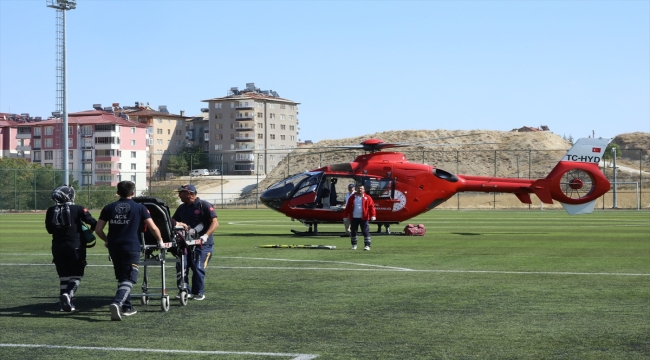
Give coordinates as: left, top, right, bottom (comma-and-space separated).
0, 209, 648, 359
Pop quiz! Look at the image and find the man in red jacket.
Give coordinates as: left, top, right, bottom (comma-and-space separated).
342, 185, 376, 251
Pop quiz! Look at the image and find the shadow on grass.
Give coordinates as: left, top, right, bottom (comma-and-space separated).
451, 232, 483, 236
0, 296, 119, 322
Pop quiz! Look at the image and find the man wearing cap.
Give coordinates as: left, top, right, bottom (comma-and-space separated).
173, 184, 219, 301
342, 183, 356, 235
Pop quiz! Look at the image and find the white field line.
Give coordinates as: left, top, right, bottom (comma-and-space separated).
0, 343, 318, 359
0, 255, 648, 276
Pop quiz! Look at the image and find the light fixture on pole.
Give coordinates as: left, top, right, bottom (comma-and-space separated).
47, 0, 76, 185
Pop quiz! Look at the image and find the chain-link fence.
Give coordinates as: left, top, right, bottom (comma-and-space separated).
1, 148, 648, 212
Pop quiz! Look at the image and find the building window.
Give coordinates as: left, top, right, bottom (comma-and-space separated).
118, 163, 122, 169
45, 138, 53, 148
175, 140, 181, 146
257, 133, 263, 139
269, 104, 275, 109
280, 114, 285, 120
214, 144, 223, 150
45, 126, 53, 135
290, 125, 295, 131
157, 139, 162, 145
230, 134, 235, 139
290, 135, 295, 141
34, 151, 41, 161
257, 112, 263, 118
230, 102, 235, 108
157, 128, 162, 134
34, 139, 41, 148
215, 123, 223, 129
281, 125, 286, 130
131, 175, 136, 182
281, 135, 285, 140
156, 160, 161, 165
176, 130, 182, 135
131, 127, 136, 133
280, 104, 286, 109
34, 127, 42, 136
216, 134, 223, 140
131, 163, 136, 170
45, 151, 53, 160
289, 115, 294, 121
270, 134, 275, 140
69, 150, 73, 160
131, 140, 136, 146
270, 124, 275, 129
269, 113, 275, 119
68, 126, 74, 135
131, 151, 136, 158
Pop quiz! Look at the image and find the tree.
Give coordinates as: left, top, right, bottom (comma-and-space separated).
602, 143, 621, 167
166, 154, 189, 175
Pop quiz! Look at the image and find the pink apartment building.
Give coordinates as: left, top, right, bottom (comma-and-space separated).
0, 110, 149, 190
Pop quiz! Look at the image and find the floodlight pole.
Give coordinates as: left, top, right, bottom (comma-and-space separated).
48, 0, 76, 185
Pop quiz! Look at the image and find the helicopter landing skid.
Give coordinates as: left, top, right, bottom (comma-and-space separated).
291, 222, 402, 236
290, 230, 403, 237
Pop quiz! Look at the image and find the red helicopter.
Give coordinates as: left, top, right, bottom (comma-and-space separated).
259, 137, 611, 235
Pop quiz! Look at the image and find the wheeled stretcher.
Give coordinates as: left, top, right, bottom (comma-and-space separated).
131, 197, 202, 311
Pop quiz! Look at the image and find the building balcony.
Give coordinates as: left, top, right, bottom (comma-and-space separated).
16, 145, 31, 151
82, 157, 93, 162
235, 137, 254, 142
235, 104, 254, 110
95, 169, 121, 174
235, 115, 254, 121
235, 126, 254, 132
236, 159, 255, 163
33, 159, 41, 163
16, 133, 31, 139
94, 130, 119, 137
80, 132, 93, 137
95, 156, 119, 162
94, 143, 119, 150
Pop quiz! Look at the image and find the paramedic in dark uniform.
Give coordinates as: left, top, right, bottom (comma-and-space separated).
95, 181, 163, 321
45, 186, 97, 312
172, 184, 219, 301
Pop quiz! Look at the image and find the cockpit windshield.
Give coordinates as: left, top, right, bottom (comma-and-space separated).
292, 173, 322, 198
266, 172, 316, 191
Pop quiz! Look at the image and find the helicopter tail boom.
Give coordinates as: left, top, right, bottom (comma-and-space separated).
457, 138, 611, 214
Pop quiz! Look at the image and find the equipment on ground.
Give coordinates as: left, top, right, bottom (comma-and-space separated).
256, 245, 337, 249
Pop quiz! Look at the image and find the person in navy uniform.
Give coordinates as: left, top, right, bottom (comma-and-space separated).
95, 181, 163, 321
45, 185, 97, 312
172, 184, 219, 301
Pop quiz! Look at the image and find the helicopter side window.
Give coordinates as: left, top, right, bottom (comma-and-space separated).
292, 175, 322, 198
363, 178, 394, 199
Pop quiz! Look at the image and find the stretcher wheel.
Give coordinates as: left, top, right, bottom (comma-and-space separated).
179, 291, 189, 306
141, 296, 149, 306
161, 296, 170, 312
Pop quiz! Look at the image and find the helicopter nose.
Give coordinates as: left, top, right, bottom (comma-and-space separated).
260, 184, 294, 210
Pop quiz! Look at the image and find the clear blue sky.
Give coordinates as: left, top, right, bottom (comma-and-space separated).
1, 0, 648, 143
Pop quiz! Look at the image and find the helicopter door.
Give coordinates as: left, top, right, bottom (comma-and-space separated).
288, 174, 323, 208
363, 178, 395, 200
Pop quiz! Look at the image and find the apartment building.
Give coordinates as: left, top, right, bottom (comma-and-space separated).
0, 113, 39, 160
6, 109, 148, 189
202, 83, 300, 175
186, 109, 210, 152
112, 103, 189, 177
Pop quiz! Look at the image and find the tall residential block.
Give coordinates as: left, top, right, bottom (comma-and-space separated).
202, 83, 300, 175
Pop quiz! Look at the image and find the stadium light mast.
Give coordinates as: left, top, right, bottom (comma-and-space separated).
47, 0, 76, 185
